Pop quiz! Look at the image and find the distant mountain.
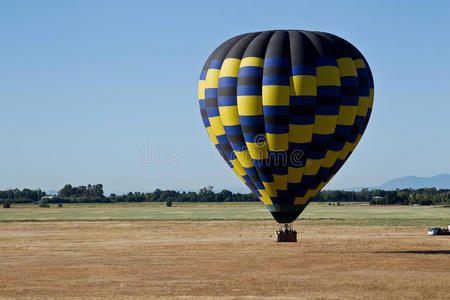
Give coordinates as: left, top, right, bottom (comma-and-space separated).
337, 174, 450, 191
378, 174, 450, 190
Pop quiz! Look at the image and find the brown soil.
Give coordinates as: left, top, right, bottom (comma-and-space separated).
0, 221, 449, 299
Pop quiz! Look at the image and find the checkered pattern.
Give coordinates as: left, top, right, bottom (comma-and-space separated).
198, 30, 374, 223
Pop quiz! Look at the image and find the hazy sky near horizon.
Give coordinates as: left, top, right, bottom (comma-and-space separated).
2, 0, 450, 194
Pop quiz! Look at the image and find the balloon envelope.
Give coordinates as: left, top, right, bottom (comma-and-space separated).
198, 30, 374, 223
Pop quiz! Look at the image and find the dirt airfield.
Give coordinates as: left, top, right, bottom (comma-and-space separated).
1, 221, 449, 299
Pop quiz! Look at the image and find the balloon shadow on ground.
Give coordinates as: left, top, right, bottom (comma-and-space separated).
375, 250, 450, 255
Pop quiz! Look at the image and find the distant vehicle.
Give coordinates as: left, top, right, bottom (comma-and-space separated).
428, 226, 450, 236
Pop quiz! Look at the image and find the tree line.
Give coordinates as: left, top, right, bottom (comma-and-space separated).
1, 185, 450, 205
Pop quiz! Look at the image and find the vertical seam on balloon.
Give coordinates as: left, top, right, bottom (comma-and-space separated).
238, 31, 279, 203
218, 32, 267, 203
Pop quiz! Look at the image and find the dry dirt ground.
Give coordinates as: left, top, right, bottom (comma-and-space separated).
0, 221, 449, 299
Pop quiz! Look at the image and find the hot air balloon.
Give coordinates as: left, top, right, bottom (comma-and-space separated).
198, 30, 374, 224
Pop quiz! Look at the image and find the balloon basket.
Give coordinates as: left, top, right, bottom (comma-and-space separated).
276, 224, 297, 242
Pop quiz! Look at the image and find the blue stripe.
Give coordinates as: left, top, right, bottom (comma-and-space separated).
252, 189, 262, 197
348, 132, 359, 143
225, 160, 233, 168
290, 115, 315, 125
354, 116, 365, 127
316, 56, 337, 66
317, 86, 340, 96
334, 124, 352, 135
243, 133, 259, 142
216, 134, 228, 145
223, 125, 242, 135
264, 56, 290, 67
277, 190, 288, 198
311, 133, 334, 144
289, 142, 310, 151
218, 96, 237, 107
253, 181, 265, 190
238, 66, 263, 77
242, 175, 251, 183
359, 87, 370, 97
357, 68, 369, 77
315, 105, 340, 115
198, 99, 206, 109
209, 59, 222, 69
204, 88, 217, 98
329, 141, 345, 151
199, 70, 207, 80
291, 65, 316, 76
206, 107, 220, 117
258, 173, 273, 183
265, 124, 288, 134
202, 118, 210, 127
253, 158, 271, 169
240, 115, 264, 125
341, 95, 358, 106
218, 77, 237, 87
308, 150, 327, 160
237, 85, 261, 96
226, 151, 236, 160
244, 167, 258, 175
290, 96, 316, 106
262, 75, 289, 86
270, 197, 280, 205
231, 142, 246, 152
296, 188, 307, 197
263, 105, 289, 115
307, 146, 328, 159
271, 167, 288, 176
340, 76, 358, 86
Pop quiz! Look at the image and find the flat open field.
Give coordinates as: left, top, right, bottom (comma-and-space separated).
1, 204, 449, 299
2, 202, 450, 226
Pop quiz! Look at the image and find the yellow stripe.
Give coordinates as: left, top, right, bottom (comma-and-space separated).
235, 150, 253, 168
220, 58, 241, 77
289, 75, 316, 96
262, 86, 289, 105
230, 159, 246, 176
313, 115, 338, 135
287, 166, 304, 184
337, 57, 357, 77
206, 126, 218, 145
303, 158, 323, 176
322, 150, 340, 168
266, 133, 288, 152
289, 124, 314, 143
240, 57, 264, 68
356, 96, 369, 117
209, 116, 226, 136
316, 66, 340, 86
294, 196, 308, 205
369, 88, 374, 108
262, 182, 278, 197
198, 80, 205, 100
337, 105, 358, 126
219, 106, 240, 126
246, 142, 268, 160
258, 189, 273, 205
237, 95, 263, 115
205, 69, 220, 88
273, 174, 287, 191
353, 58, 366, 69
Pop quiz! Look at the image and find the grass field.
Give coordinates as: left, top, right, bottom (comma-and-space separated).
1, 202, 450, 227
1, 203, 449, 299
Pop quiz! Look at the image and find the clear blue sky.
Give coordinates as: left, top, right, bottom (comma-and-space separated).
1, 0, 450, 194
